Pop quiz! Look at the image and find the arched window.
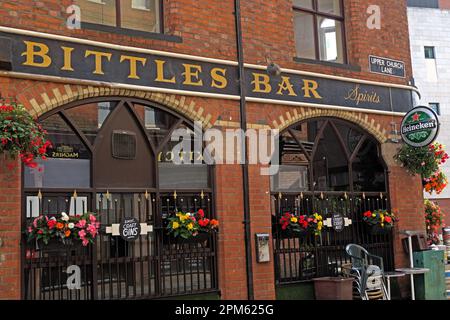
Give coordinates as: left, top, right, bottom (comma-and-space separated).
271, 118, 387, 193
23, 98, 218, 300
271, 117, 393, 284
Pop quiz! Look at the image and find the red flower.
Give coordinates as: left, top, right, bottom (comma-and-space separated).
384, 216, 392, 224
197, 209, 205, 218
199, 218, 210, 227
363, 211, 372, 217
47, 219, 57, 229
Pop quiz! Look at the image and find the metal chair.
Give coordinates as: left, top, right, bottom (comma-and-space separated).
345, 244, 389, 300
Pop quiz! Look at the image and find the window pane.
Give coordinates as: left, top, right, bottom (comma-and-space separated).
318, 0, 342, 16
159, 163, 209, 189
75, 0, 117, 26
293, 0, 313, 9
317, 17, 344, 63
121, 0, 161, 32
352, 139, 386, 192
24, 115, 91, 188
134, 104, 179, 147
425, 46, 436, 59
313, 123, 349, 191
65, 102, 118, 145
294, 11, 316, 59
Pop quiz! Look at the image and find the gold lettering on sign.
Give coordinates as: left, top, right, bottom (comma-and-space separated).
211, 68, 228, 89
85, 50, 112, 75
61, 46, 74, 71
252, 73, 272, 93
344, 85, 381, 106
22, 41, 52, 68
120, 55, 147, 79
302, 80, 322, 99
277, 76, 297, 96
155, 60, 176, 83
182, 64, 203, 86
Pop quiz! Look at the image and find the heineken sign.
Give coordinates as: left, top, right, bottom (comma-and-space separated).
401, 106, 440, 147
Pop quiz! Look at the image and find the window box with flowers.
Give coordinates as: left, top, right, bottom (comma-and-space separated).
166, 209, 219, 244
0, 100, 51, 168
278, 212, 323, 238
362, 209, 397, 235
25, 212, 100, 250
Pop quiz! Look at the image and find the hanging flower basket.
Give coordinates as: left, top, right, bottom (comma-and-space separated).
368, 224, 393, 235
0, 100, 51, 168
166, 232, 211, 245
35, 237, 83, 252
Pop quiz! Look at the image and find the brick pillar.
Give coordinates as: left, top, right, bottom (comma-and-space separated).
382, 143, 426, 297
215, 164, 247, 299
248, 164, 275, 300
0, 154, 22, 300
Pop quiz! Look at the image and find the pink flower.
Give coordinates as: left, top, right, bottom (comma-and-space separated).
82, 239, 89, 246
76, 219, 87, 228
78, 230, 86, 239
33, 217, 39, 228
89, 214, 96, 222
87, 224, 98, 237
27, 227, 32, 233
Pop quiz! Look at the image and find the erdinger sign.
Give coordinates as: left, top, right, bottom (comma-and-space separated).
401, 106, 440, 147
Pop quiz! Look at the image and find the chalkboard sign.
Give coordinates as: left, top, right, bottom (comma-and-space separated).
119, 217, 141, 241
332, 213, 345, 232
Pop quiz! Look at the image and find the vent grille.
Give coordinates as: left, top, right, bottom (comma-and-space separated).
112, 130, 137, 160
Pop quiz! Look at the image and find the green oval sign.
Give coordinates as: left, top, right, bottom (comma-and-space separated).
401, 106, 439, 147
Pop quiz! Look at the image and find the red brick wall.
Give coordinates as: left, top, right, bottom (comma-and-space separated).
0, 154, 21, 300
0, 0, 420, 300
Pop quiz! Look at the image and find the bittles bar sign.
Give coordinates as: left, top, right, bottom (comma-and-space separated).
0, 29, 417, 113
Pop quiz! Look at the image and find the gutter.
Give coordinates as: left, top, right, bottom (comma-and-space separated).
234, 0, 254, 300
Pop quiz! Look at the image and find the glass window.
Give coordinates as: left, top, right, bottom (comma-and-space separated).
293, 0, 346, 63
293, 0, 313, 9
76, 0, 161, 33
294, 11, 316, 60
270, 119, 387, 193
24, 115, 91, 188
424, 46, 436, 59
317, 0, 342, 16
64, 102, 118, 145
317, 17, 344, 63
429, 103, 440, 115
352, 139, 386, 192
76, 0, 117, 27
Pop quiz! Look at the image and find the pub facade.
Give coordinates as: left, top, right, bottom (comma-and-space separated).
0, 0, 426, 300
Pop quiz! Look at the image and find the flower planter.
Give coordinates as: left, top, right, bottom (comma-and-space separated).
313, 277, 354, 300
165, 232, 211, 245
367, 224, 393, 235
276, 229, 309, 239
35, 238, 84, 254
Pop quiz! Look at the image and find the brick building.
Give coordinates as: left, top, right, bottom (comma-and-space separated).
0, 0, 425, 300
408, 0, 450, 226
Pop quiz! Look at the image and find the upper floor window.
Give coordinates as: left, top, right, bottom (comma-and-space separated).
76, 0, 161, 33
429, 102, 440, 115
293, 0, 346, 64
424, 46, 436, 59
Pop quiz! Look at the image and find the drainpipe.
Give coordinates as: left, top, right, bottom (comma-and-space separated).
234, 0, 254, 300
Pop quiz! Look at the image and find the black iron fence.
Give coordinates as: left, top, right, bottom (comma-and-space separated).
272, 192, 394, 284
22, 191, 218, 300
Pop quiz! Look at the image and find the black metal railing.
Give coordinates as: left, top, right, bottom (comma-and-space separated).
22, 191, 218, 300
272, 192, 394, 285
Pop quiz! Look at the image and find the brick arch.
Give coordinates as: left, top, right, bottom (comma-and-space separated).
18, 84, 214, 128
271, 107, 389, 143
